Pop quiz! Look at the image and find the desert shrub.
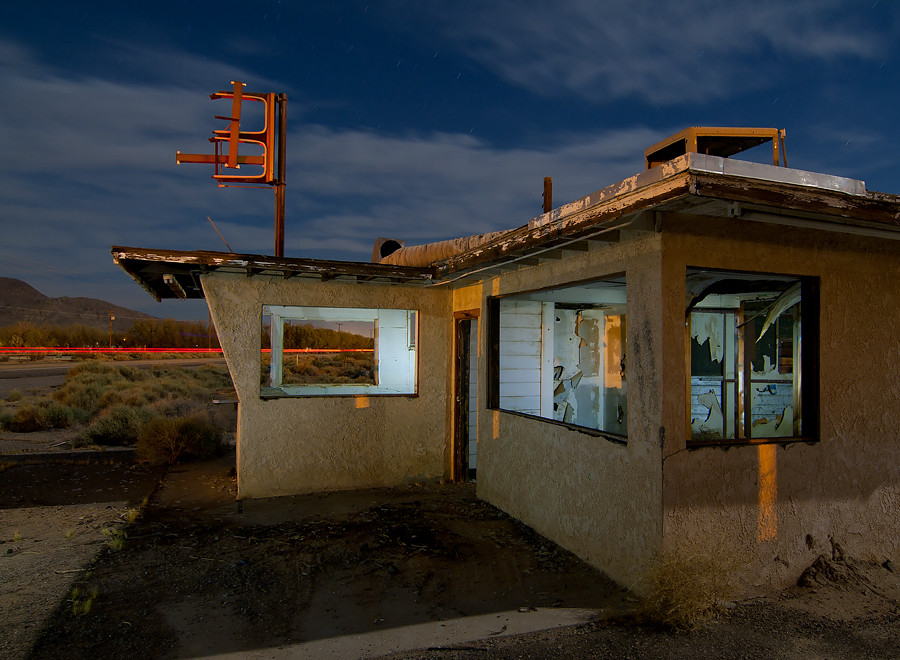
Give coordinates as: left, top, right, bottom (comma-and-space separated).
40, 400, 84, 428
636, 549, 740, 630
3, 399, 82, 433
3, 399, 82, 432
146, 398, 204, 418
52, 380, 108, 416
68, 361, 117, 377
116, 365, 148, 382
6, 389, 22, 402
98, 389, 123, 408
0, 410, 13, 430
136, 414, 221, 465
79, 406, 155, 446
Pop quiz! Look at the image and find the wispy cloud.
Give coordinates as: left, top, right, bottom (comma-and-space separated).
0, 35, 669, 316
409, 0, 889, 104
289, 124, 661, 254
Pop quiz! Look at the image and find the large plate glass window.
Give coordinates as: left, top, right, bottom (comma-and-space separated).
488, 276, 627, 438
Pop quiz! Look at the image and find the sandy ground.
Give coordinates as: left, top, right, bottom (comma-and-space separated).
0, 458, 165, 658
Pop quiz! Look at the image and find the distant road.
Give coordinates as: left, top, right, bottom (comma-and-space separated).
0, 358, 227, 398
0, 358, 227, 379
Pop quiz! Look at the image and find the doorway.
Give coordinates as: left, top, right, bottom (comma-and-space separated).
453, 312, 479, 482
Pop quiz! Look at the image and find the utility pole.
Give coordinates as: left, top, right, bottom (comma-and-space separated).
108, 311, 115, 349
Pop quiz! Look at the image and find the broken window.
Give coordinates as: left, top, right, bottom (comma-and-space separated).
260, 306, 417, 397
687, 268, 818, 443
488, 276, 627, 437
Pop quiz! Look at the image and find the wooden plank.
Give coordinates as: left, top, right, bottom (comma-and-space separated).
498, 368, 541, 383
500, 381, 541, 397
499, 327, 542, 342
500, 341, 542, 357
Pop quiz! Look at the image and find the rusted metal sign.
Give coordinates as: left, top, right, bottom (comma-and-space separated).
176, 81, 288, 257
176, 81, 277, 185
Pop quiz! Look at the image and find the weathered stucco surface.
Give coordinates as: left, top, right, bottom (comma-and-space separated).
203, 273, 452, 498
467, 235, 665, 588
660, 214, 900, 594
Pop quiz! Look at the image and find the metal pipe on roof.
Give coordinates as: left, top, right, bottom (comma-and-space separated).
377, 229, 510, 267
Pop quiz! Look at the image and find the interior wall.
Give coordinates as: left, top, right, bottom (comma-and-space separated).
203, 273, 452, 498
660, 214, 900, 594
468, 234, 665, 588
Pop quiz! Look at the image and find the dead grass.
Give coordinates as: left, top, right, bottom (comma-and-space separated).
136, 414, 221, 465
635, 548, 742, 629
278, 353, 375, 385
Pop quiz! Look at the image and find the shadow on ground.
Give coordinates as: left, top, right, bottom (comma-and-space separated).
27, 450, 630, 659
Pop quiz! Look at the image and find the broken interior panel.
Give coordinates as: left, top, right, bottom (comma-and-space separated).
687, 268, 817, 443
260, 305, 417, 396
490, 276, 627, 436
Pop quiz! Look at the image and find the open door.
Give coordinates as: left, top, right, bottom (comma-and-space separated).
453, 312, 478, 482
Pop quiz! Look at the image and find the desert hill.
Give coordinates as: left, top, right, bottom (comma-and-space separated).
0, 277, 155, 332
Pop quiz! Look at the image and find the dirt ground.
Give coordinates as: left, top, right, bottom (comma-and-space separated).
2, 445, 899, 659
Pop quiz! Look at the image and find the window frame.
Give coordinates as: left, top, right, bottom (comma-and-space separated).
486, 275, 628, 443
260, 305, 418, 398
685, 268, 819, 447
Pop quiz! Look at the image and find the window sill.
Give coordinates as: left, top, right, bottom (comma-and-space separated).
490, 407, 627, 445
260, 386, 418, 399
686, 436, 817, 449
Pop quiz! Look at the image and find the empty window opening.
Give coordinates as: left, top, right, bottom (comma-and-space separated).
687, 268, 818, 443
261, 306, 417, 397
488, 276, 627, 437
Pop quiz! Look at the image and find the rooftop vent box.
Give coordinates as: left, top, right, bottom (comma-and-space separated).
645, 127, 786, 170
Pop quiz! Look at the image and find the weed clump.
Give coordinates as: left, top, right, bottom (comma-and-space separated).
6, 389, 22, 402
70, 585, 99, 616
636, 549, 740, 630
101, 526, 127, 551
136, 414, 221, 465
78, 406, 155, 446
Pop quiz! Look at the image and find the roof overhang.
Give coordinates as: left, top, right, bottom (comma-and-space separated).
111, 247, 436, 301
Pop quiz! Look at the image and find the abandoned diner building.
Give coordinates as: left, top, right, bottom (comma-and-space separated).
115, 128, 900, 594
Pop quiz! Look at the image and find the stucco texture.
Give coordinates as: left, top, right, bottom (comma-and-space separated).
660, 214, 900, 594
468, 234, 665, 588
202, 273, 452, 498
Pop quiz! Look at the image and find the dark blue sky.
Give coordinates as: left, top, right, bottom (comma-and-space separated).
1, 1, 898, 319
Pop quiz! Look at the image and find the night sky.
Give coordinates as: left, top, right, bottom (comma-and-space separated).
1, 1, 897, 319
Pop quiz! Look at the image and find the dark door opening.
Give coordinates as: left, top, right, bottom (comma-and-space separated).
453, 313, 478, 482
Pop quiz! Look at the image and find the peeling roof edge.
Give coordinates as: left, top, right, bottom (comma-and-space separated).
111, 246, 438, 300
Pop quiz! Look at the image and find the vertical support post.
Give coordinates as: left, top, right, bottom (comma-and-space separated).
274, 93, 288, 257
736, 306, 749, 440
543, 177, 552, 213
269, 310, 283, 388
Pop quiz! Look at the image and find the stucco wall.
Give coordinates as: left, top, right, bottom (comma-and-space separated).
465, 234, 665, 588
202, 273, 452, 498
660, 214, 900, 594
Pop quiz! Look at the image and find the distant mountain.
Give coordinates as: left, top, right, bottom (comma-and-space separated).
0, 277, 156, 331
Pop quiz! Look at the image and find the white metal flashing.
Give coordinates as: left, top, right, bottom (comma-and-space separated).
683, 153, 867, 196
529, 153, 868, 231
